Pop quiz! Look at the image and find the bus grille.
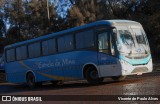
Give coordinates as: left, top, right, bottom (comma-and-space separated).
131, 67, 148, 73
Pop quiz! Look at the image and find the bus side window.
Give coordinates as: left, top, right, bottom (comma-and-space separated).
16, 46, 27, 60
6, 48, 15, 62
28, 42, 41, 58
58, 34, 74, 52
98, 32, 109, 54
42, 39, 56, 55
76, 30, 94, 49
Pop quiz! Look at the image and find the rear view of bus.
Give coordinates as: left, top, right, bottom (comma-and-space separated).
111, 20, 152, 79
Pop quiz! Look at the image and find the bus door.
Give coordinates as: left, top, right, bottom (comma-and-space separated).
97, 29, 119, 77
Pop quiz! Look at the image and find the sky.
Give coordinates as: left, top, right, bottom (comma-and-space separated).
51, 0, 72, 18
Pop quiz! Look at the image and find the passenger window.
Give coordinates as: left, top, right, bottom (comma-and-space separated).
42, 39, 56, 55
76, 30, 94, 49
64, 35, 74, 51
6, 48, 15, 62
28, 42, 41, 58
98, 32, 109, 54
16, 46, 27, 60
58, 34, 74, 52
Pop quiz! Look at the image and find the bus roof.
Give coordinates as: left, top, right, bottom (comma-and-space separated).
5, 20, 139, 49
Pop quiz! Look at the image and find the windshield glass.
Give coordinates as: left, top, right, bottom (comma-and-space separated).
119, 30, 135, 47
116, 25, 149, 56
132, 28, 147, 45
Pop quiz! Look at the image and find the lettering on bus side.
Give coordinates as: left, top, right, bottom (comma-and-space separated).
35, 59, 76, 69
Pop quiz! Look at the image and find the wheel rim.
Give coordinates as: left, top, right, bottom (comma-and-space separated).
90, 70, 98, 79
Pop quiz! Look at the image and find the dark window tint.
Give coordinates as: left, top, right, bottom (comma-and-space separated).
76, 30, 94, 49
98, 32, 109, 54
28, 42, 41, 58
6, 48, 15, 62
58, 34, 74, 52
16, 46, 27, 60
42, 39, 56, 55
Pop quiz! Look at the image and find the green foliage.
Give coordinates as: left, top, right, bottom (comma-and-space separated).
67, 0, 113, 27
66, 0, 145, 27
2, 0, 60, 45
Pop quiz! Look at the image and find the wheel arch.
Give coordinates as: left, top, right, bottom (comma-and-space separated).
82, 63, 99, 79
25, 70, 36, 82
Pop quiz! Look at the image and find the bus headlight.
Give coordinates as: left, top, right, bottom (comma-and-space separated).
119, 59, 129, 65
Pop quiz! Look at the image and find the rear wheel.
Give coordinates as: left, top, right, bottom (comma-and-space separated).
112, 75, 126, 81
26, 72, 36, 88
85, 66, 104, 84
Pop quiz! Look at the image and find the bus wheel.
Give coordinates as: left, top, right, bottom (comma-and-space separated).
112, 75, 126, 81
26, 72, 36, 88
85, 66, 104, 84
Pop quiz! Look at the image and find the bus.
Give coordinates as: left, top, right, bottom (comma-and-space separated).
4, 20, 153, 88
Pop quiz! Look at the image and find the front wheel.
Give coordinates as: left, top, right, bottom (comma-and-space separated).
85, 66, 104, 84
112, 75, 126, 81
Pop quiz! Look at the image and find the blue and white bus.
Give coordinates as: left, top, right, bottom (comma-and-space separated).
4, 20, 153, 88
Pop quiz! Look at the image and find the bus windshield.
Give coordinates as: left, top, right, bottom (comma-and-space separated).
116, 26, 149, 55
119, 30, 135, 47
132, 28, 147, 45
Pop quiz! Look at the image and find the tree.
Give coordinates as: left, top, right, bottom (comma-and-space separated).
138, 0, 160, 58
66, 0, 145, 27
0, 10, 5, 38
4, 0, 25, 42
0, 0, 6, 51
67, 0, 113, 27
3, 0, 60, 43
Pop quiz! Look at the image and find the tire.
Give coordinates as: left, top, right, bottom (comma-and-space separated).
85, 66, 104, 84
26, 72, 36, 88
112, 75, 126, 81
